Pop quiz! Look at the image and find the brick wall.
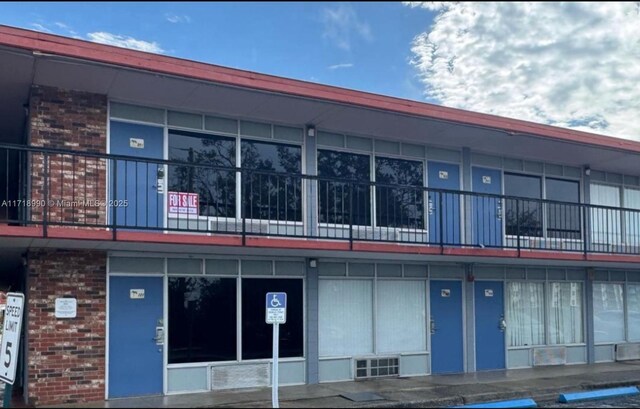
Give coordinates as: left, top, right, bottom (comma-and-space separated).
27, 249, 106, 406
29, 85, 108, 226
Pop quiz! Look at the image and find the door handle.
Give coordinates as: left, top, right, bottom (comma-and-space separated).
496, 199, 503, 220
153, 326, 165, 345
430, 317, 437, 335
498, 315, 507, 332
428, 198, 435, 215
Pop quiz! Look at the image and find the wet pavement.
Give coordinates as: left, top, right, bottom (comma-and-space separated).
47, 361, 640, 408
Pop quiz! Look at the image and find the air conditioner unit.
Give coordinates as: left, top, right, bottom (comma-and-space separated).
533, 347, 566, 366
210, 363, 270, 390
615, 343, 640, 361
354, 357, 399, 379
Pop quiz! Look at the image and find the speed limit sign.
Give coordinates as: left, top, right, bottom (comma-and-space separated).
0, 293, 24, 385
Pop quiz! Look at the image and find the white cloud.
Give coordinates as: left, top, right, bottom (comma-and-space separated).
31, 23, 52, 33
165, 13, 191, 24
328, 63, 354, 70
407, 2, 640, 140
321, 4, 373, 51
87, 32, 165, 54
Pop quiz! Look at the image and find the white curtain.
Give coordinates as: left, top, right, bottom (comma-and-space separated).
506, 282, 545, 347
376, 280, 426, 354
548, 282, 583, 344
319, 280, 373, 357
624, 188, 640, 246
590, 184, 621, 245
627, 284, 640, 341
593, 283, 625, 343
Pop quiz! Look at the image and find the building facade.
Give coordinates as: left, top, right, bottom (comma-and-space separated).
1, 26, 640, 406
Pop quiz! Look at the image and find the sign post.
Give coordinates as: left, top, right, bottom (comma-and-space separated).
0, 293, 25, 408
265, 292, 286, 409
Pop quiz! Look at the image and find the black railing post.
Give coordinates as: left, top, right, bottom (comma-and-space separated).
439, 191, 444, 253
582, 204, 588, 257
349, 181, 354, 250
112, 159, 117, 241
242, 169, 246, 246
43, 153, 49, 238
516, 199, 521, 255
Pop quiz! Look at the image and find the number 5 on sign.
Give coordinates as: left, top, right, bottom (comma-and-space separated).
0, 293, 24, 385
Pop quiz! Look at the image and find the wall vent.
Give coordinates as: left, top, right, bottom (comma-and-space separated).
615, 343, 640, 361
533, 346, 566, 366
354, 357, 399, 379
210, 363, 270, 390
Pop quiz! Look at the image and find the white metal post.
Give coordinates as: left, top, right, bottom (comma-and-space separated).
272, 323, 279, 408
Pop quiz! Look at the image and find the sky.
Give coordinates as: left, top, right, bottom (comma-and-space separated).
2, 2, 639, 141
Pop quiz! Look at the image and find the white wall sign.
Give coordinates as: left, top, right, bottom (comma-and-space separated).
130, 289, 145, 299
485, 289, 494, 297
129, 138, 144, 148
55, 298, 77, 318
439, 171, 449, 180
482, 176, 492, 184
441, 289, 451, 298
0, 293, 24, 385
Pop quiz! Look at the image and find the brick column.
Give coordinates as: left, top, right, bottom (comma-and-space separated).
26, 249, 107, 406
28, 85, 108, 226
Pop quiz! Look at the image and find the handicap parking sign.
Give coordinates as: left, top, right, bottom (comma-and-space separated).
266, 292, 287, 324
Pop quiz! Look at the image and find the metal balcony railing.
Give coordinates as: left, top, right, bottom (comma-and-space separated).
0, 143, 639, 255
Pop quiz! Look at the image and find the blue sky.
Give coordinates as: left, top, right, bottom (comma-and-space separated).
1, 2, 436, 102
2, 2, 640, 140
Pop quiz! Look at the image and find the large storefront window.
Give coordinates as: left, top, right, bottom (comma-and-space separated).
548, 282, 583, 344
168, 130, 236, 218
376, 280, 426, 353
241, 140, 302, 222
375, 157, 424, 229
593, 283, 625, 343
590, 184, 622, 245
319, 280, 373, 356
317, 150, 371, 226
168, 277, 237, 363
505, 174, 542, 237
506, 282, 545, 347
241, 278, 304, 359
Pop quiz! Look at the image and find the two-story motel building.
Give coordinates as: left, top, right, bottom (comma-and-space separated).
1, 25, 640, 406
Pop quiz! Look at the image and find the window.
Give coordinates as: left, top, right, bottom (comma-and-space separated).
545, 178, 581, 239
590, 184, 621, 245
624, 188, 640, 246
319, 280, 373, 356
506, 282, 545, 346
241, 278, 303, 359
241, 140, 302, 222
593, 283, 625, 343
168, 277, 237, 363
168, 130, 236, 217
376, 280, 426, 353
375, 157, 424, 228
548, 282, 583, 344
504, 173, 542, 237
628, 284, 640, 341
317, 150, 371, 226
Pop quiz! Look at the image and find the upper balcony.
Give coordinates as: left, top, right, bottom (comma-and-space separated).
1, 143, 639, 263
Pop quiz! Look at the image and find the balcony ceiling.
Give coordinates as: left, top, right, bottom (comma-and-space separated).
1, 45, 639, 176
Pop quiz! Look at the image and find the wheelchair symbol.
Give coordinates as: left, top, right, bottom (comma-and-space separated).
270, 294, 282, 308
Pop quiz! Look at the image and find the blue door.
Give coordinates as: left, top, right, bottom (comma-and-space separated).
474, 281, 506, 371
430, 280, 464, 374
472, 167, 503, 247
428, 162, 461, 245
109, 121, 164, 229
109, 276, 164, 398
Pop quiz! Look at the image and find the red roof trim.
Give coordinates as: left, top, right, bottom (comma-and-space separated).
1, 25, 640, 153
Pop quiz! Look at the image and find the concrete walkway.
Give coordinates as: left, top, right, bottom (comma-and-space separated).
50, 362, 640, 408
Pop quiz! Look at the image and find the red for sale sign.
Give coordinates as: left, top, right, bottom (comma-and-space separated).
168, 192, 199, 215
